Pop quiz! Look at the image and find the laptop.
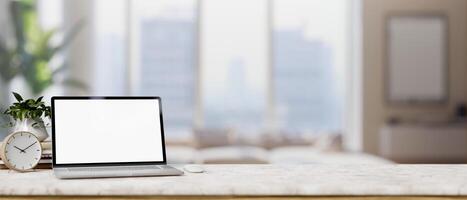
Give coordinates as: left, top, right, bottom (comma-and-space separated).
51, 96, 184, 179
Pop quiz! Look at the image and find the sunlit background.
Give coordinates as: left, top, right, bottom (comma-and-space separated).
1, 0, 467, 164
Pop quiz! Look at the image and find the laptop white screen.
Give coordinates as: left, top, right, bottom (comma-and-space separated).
53, 99, 164, 164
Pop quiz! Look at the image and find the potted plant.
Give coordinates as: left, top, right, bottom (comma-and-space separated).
3, 92, 50, 141
0, 0, 85, 138
0, 0, 85, 103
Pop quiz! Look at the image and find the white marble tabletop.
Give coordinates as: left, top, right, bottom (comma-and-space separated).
0, 164, 466, 196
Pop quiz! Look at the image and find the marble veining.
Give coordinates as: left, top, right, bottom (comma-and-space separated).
0, 165, 466, 196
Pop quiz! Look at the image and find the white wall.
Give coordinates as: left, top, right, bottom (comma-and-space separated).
362, 0, 467, 154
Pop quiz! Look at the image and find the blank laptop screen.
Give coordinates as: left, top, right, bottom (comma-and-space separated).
53, 99, 164, 164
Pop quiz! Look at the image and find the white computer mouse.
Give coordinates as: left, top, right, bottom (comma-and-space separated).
183, 165, 205, 173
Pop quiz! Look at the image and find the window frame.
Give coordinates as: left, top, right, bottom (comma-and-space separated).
122, 0, 359, 140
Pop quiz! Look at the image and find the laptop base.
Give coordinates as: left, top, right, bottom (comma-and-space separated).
54, 165, 184, 179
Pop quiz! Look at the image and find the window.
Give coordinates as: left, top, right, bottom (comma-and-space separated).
38, 0, 63, 30
273, 0, 349, 133
92, 0, 352, 136
200, 0, 268, 132
132, 0, 197, 134
94, 0, 127, 96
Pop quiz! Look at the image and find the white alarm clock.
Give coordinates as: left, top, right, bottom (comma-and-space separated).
0, 131, 42, 172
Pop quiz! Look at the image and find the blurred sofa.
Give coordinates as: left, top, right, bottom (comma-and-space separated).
166, 129, 392, 164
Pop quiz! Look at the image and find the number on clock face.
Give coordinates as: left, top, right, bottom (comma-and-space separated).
3, 132, 42, 171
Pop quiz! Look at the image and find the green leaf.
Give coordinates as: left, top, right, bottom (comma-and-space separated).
62, 78, 88, 90
37, 29, 56, 60
26, 99, 34, 105
12, 92, 23, 102
3, 92, 51, 121
50, 18, 85, 55
0, 34, 6, 53
9, 1, 26, 54
51, 62, 68, 76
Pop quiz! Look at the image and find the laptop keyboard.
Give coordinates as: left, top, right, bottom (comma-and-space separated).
68, 165, 162, 172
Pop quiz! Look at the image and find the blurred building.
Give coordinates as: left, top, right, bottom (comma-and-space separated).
274, 29, 342, 133
139, 19, 196, 131
204, 59, 264, 130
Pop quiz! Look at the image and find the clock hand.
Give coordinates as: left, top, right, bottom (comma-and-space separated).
22, 141, 38, 152
14, 146, 26, 153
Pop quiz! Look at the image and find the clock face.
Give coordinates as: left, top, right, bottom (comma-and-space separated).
2, 131, 42, 171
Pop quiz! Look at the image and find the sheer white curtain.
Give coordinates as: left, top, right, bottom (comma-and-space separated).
63, 0, 95, 95
63, 0, 127, 96
93, 0, 127, 96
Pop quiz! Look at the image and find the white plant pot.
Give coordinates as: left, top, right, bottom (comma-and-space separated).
13, 118, 49, 142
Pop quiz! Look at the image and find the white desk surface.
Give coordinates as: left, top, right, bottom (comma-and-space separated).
0, 164, 466, 196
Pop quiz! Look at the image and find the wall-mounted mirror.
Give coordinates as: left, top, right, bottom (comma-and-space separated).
386, 14, 448, 105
